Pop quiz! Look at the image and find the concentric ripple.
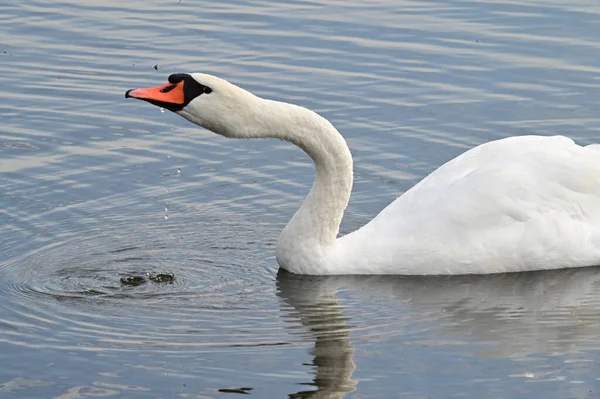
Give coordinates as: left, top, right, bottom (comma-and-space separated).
0, 219, 283, 352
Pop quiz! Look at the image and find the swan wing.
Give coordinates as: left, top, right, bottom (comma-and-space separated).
339, 136, 600, 274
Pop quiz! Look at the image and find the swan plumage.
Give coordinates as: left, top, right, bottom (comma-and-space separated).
126, 73, 600, 275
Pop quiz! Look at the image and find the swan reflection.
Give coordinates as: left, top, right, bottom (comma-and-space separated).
277, 271, 357, 399
277, 267, 600, 397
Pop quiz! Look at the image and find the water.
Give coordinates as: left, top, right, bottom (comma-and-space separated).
3, 0, 600, 397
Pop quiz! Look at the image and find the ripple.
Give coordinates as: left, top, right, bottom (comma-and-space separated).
2, 141, 40, 151
0, 220, 283, 352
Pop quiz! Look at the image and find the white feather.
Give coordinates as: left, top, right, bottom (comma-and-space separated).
151, 73, 600, 275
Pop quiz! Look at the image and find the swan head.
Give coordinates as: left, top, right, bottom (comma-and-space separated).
126, 73, 258, 138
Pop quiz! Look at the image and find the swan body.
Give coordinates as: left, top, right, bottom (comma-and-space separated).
126, 73, 600, 275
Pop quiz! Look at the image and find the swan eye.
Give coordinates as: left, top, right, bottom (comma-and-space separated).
165, 73, 212, 103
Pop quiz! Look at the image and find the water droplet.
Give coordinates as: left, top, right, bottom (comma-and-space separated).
160, 108, 165, 113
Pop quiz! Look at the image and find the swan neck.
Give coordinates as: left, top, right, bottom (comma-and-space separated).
267, 101, 353, 274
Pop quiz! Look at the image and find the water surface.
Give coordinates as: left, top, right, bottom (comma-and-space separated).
3, 0, 600, 397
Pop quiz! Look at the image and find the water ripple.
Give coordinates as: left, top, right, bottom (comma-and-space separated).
0, 220, 281, 353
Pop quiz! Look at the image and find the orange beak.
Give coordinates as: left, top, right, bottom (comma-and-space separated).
125, 80, 186, 109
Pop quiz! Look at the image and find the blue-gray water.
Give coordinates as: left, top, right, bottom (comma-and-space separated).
3, 0, 600, 397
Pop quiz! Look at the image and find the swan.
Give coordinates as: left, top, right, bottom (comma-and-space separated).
126, 72, 600, 275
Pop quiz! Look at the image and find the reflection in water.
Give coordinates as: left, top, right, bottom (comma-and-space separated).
277, 267, 600, 396
277, 271, 356, 399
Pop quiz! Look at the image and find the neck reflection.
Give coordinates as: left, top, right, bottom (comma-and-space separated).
277, 270, 357, 399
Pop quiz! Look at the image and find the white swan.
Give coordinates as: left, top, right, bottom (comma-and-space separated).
126, 73, 600, 275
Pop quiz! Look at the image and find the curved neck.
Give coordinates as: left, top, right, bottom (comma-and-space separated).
245, 100, 353, 274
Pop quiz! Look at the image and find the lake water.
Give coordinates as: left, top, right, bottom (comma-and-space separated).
3, 0, 600, 397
